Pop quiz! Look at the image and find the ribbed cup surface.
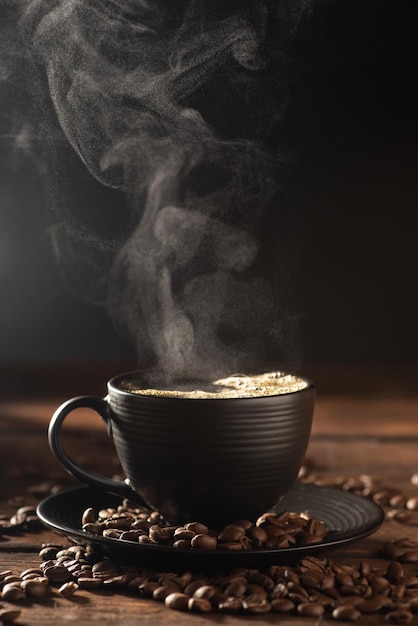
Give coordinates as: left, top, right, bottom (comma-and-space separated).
107, 374, 315, 527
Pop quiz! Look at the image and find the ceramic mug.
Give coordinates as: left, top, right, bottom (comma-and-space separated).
48, 371, 315, 527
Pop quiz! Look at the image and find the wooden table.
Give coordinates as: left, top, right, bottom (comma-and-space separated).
1, 366, 418, 624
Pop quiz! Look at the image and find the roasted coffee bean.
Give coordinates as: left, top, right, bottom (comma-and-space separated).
152, 585, 179, 601
358, 560, 371, 576
390, 494, 409, 508
172, 528, 195, 542
373, 489, 399, 506
271, 598, 295, 612
228, 568, 249, 580
21, 579, 48, 598
357, 595, 386, 613
43, 565, 71, 584
1, 583, 25, 602
211, 590, 229, 606
131, 519, 150, 531
120, 530, 144, 541
164, 592, 189, 611
371, 576, 391, 594
218, 524, 246, 543
300, 571, 323, 591
297, 602, 325, 617
184, 579, 207, 596
103, 574, 131, 589
92, 561, 117, 578
83, 522, 103, 534
287, 581, 309, 598
192, 585, 217, 600
185, 522, 209, 535
385, 609, 413, 624
332, 605, 361, 621
105, 514, 135, 529
299, 556, 327, 572
190, 534, 217, 550
305, 518, 328, 537
239, 535, 252, 549
172, 572, 192, 588
271, 582, 288, 598
218, 597, 243, 612
246, 526, 268, 547
333, 595, 363, 607
0, 570, 13, 582
171, 539, 191, 549
247, 583, 268, 598
339, 584, 365, 597
224, 581, 246, 597
242, 595, 271, 613
23, 574, 49, 585
77, 577, 103, 590
59, 581, 79, 597
386, 562, 404, 583
157, 574, 179, 588
149, 525, 176, 543
393, 584, 407, 601
102, 528, 123, 539
288, 592, 309, 604
1, 575, 20, 586
65, 560, 82, 572
252, 572, 274, 591
256, 511, 280, 526
98, 508, 115, 520
139, 581, 160, 597
298, 532, 323, 545
400, 551, 418, 564
187, 597, 212, 612
406, 498, 418, 511
148, 511, 164, 524
81, 507, 96, 525
234, 519, 253, 530
408, 597, 418, 613
388, 510, 413, 523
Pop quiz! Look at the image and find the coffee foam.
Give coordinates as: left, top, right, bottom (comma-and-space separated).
119, 372, 309, 399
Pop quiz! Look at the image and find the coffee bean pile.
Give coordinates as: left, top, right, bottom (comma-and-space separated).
2, 539, 418, 622
3, 469, 418, 622
81, 504, 328, 551
0, 505, 41, 537
299, 468, 418, 524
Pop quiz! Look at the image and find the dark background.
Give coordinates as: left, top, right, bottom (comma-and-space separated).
0, 0, 417, 377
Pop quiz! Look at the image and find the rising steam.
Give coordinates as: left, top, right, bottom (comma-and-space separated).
18, 0, 312, 381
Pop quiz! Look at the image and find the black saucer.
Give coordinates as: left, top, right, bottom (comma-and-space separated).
37, 482, 384, 572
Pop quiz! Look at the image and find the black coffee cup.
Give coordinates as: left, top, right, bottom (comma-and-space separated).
48, 371, 315, 527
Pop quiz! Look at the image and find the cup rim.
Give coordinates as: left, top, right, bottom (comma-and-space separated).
107, 370, 316, 402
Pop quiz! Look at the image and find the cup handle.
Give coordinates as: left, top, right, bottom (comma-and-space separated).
48, 396, 148, 506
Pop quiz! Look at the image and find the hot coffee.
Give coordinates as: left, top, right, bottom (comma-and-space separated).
118, 371, 308, 399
